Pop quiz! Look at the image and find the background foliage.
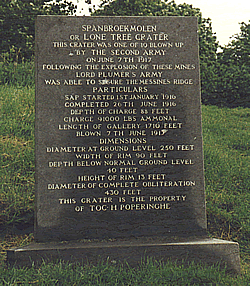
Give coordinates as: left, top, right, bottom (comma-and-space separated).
0, 0, 76, 59
90, 0, 249, 108
202, 21, 250, 107
92, 0, 219, 67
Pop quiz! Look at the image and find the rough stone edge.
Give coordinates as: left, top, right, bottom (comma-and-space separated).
7, 238, 240, 274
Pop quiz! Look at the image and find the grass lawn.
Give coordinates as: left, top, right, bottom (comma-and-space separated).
0, 85, 249, 285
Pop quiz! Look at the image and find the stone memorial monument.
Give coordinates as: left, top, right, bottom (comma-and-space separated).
7, 16, 240, 273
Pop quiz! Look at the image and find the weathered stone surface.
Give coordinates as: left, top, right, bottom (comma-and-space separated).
7, 238, 240, 274
35, 16, 206, 242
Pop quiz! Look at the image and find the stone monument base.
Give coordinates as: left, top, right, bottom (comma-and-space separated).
7, 237, 240, 274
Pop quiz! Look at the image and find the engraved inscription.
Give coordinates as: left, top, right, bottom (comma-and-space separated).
36, 16, 205, 241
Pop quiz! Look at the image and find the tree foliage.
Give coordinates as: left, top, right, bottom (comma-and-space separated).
0, 0, 76, 59
90, 0, 249, 107
202, 21, 250, 107
222, 21, 250, 67
91, 0, 218, 64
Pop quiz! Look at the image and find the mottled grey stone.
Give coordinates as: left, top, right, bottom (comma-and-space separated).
35, 16, 206, 242
7, 238, 240, 274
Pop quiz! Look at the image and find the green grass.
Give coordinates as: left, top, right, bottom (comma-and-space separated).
0, 54, 34, 86
0, 86, 35, 227
0, 85, 249, 284
202, 105, 250, 261
1, 259, 250, 286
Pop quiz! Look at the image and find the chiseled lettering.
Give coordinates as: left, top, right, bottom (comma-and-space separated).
171, 159, 194, 165
75, 153, 101, 159
64, 79, 82, 85
149, 195, 187, 202
120, 203, 170, 211
110, 33, 132, 40
48, 183, 91, 190
139, 159, 168, 166
59, 198, 76, 204
76, 160, 102, 167
89, 205, 108, 211
142, 180, 195, 187
120, 167, 138, 173
130, 196, 145, 202
44, 79, 60, 85
143, 49, 167, 56
98, 181, 139, 188
123, 189, 141, 195
173, 79, 193, 85
106, 123, 139, 129
43, 64, 81, 70
81, 197, 112, 203
46, 146, 97, 153
82, 24, 157, 32
177, 145, 194, 151
104, 159, 136, 166
132, 145, 156, 151
135, 33, 168, 41
78, 175, 105, 181
100, 138, 147, 144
